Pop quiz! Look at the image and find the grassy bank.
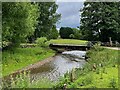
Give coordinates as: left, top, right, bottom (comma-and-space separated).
48, 39, 87, 45
55, 46, 119, 88
2, 47, 55, 77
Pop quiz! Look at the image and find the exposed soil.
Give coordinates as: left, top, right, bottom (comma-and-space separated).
3, 56, 55, 79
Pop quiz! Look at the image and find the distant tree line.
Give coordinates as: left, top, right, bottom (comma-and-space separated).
59, 27, 82, 39
2, 2, 60, 48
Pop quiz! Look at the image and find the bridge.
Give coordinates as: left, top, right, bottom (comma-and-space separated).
49, 43, 92, 52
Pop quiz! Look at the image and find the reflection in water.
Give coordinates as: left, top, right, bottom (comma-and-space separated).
30, 51, 86, 82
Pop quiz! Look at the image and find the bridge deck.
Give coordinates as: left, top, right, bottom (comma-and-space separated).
49, 43, 91, 51
50, 44, 88, 47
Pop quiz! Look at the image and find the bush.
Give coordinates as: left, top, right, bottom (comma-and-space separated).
35, 37, 48, 48
2, 71, 30, 88
2, 71, 54, 88
109, 77, 117, 88
92, 42, 104, 51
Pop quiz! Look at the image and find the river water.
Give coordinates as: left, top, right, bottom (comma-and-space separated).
30, 50, 86, 82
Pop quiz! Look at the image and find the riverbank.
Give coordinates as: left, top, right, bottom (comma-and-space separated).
55, 46, 119, 88
2, 47, 55, 77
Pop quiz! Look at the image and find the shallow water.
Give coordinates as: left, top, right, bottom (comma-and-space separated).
30, 51, 86, 82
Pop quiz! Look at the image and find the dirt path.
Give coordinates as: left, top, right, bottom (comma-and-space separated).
104, 47, 120, 50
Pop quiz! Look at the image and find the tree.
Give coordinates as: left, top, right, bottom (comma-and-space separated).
59, 27, 74, 39
2, 2, 38, 46
33, 2, 61, 40
72, 28, 82, 39
48, 25, 59, 39
80, 2, 119, 42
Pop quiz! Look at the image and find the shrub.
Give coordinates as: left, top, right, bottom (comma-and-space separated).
92, 42, 104, 51
2, 71, 54, 88
2, 71, 30, 88
109, 77, 117, 88
35, 37, 48, 48
54, 72, 71, 88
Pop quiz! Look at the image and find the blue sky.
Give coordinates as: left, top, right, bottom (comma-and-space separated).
56, 2, 84, 30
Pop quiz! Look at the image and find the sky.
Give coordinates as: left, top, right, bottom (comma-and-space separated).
56, 2, 84, 30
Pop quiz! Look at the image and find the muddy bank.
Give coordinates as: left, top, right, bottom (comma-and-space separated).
3, 56, 55, 79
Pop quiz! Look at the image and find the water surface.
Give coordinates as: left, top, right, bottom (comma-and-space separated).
30, 50, 86, 82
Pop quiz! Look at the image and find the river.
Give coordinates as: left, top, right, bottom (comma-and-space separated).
2, 50, 87, 88
30, 50, 86, 82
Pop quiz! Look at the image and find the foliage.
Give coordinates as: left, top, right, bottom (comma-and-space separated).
2, 71, 54, 88
33, 2, 61, 40
30, 78, 54, 88
72, 28, 82, 39
59, 27, 74, 39
59, 27, 82, 39
80, 2, 119, 42
2, 2, 39, 46
35, 37, 48, 47
92, 42, 104, 51
54, 72, 71, 89
55, 47, 119, 88
48, 39, 88, 45
69, 34, 75, 39
2, 47, 55, 76
109, 77, 117, 88
48, 25, 59, 40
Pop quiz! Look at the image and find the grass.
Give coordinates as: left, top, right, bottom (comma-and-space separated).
30, 78, 54, 88
48, 39, 88, 45
69, 67, 118, 88
2, 47, 55, 77
55, 45, 119, 88
2, 71, 54, 88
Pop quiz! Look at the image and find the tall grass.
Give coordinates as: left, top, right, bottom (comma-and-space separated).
2, 71, 54, 88
55, 45, 119, 88
2, 47, 55, 77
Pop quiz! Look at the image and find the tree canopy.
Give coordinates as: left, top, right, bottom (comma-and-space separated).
2, 2, 61, 47
2, 2, 39, 46
80, 2, 119, 42
34, 2, 61, 40
59, 27, 74, 39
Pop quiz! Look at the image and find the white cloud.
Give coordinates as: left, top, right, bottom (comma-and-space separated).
56, 0, 85, 2
56, 2, 83, 28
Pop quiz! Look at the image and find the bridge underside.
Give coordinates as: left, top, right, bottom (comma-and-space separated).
49, 44, 90, 52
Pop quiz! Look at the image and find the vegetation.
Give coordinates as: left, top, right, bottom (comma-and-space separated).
35, 37, 48, 48
72, 28, 82, 39
48, 25, 59, 40
80, 2, 120, 42
55, 45, 119, 88
48, 39, 88, 45
2, 2, 61, 46
2, 71, 54, 88
2, 2, 38, 46
1, 1, 119, 89
59, 27, 74, 39
2, 47, 55, 77
59, 27, 82, 39
31, 2, 61, 41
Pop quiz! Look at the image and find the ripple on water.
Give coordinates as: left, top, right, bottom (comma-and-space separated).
30, 51, 86, 82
